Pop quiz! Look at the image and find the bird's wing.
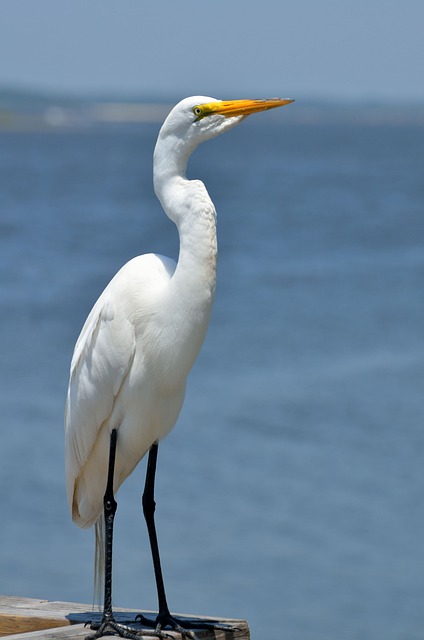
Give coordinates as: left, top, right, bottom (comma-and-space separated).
64, 285, 136, 514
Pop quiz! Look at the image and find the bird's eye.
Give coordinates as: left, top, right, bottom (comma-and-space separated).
192, 106, 203, 119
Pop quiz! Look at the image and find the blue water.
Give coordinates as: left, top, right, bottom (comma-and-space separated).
0, 116, 423, 640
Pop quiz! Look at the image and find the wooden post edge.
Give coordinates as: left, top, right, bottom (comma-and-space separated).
0, 596, 249, 639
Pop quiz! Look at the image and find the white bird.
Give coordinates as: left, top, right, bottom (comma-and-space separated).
65, 95, 293, 639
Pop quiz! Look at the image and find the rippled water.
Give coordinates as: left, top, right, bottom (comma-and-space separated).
0, 117, 423, 639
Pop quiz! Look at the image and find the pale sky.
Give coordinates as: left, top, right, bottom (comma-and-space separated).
1, 0, 423, 102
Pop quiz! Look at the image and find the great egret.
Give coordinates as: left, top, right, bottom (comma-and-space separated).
65, 95, 293, 639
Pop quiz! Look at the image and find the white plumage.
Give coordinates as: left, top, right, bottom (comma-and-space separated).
65, 97, 225, 529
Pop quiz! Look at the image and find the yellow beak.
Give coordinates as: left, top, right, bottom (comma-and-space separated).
195, 97, 294, 120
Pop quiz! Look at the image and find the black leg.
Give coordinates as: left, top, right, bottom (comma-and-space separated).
87, 430, 159, 640
141, 442, 194, 637
142, 442, 171, 621
102, 427, 118, 622
138, 443, 235, 639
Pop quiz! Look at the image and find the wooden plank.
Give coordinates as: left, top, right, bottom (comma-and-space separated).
0, 596, 249, 639
0, 624, 87, 639
0, 596, 70, 637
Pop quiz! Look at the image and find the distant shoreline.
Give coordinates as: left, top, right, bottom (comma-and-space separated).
1, 87, 423, 130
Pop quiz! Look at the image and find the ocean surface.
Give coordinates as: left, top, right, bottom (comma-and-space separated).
0, 113, 423, 640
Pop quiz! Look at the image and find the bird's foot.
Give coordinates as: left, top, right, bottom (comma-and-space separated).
85, 614, 167, 639
135, 612, 238, 640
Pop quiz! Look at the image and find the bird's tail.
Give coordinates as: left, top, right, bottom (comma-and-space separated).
94, 515, 105, 607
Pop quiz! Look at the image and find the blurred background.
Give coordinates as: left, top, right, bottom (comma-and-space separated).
0, 2, 423, 639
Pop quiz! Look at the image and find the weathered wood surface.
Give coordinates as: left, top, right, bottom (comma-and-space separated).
0, 596, 249, 639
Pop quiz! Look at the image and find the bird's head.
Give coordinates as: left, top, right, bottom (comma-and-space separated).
158, 95, 294, 151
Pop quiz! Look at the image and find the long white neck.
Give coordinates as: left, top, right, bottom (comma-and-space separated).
153, 132, 217, 312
